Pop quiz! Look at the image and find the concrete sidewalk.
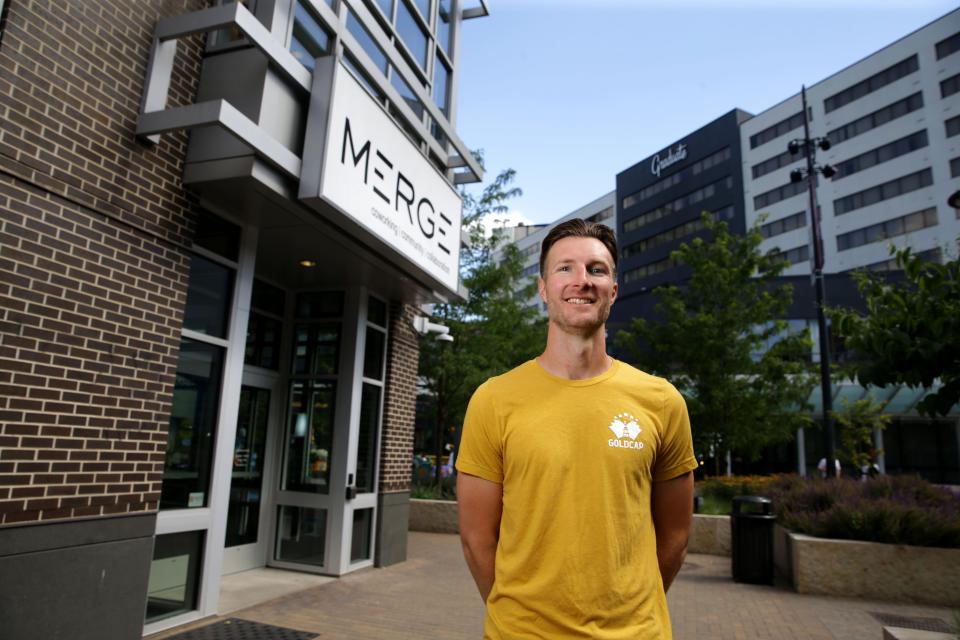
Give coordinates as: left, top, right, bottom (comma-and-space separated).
150, 531, 955, 640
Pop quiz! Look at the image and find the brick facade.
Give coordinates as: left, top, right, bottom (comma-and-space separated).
379, 302, 420, 493
0, 0, 207, 525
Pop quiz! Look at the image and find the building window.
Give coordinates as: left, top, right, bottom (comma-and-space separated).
622, 147, 731, 209
753, 178, 809, 210
847, 247, 942, 273
770, 244, 809, 266
749, 111, 804, 149
936, 31, 960, 60
823, 54, 918, 113
951, 157, 960, 178
752, 146, 807, 179
588, 206, 615, 223
245, 279, 285, 370
761, 211, 806, 239
946, 115, 960, 138
622, 255, 680, 283
521, 244, 539, 259
827, 92, 923, 145
290, 1, 332, 71
833, 130, 929, 180
391, 68, 425, 119
623, 176, 733, 231
833, 168, 933, 216
396, 0, 429, 70
145, 531, 205, 623
437, 0, 453, 54
836, 207, 938, 252
521, 263, 539, 278
941, 73, 960, 99
346, 8, 389, 75
622, 205, 733, 258
162, 340, 225, 509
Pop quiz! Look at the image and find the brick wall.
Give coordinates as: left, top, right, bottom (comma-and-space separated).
0, 1, 208, 525
379, 302, 420, 493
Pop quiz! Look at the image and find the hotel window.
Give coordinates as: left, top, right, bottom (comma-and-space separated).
827, 93, 923, 145
521, 263, 539, 278
588, 206, 614, 223
749, 111, 804, 149
942, 73, 960, 99
761, 211, 806, 239
752, 146, 807, 179
437, 0, 453, 54
836, 207, 938, 252
770, 244, 809, 266
145, 531, 205, 623
622, 205, 733, 258
833, 168, 933, 216
833, 130, 928, 180
621, 148, 731, 209
823, 55, 918, 113
623, 255, 680, 283
245, 279, 285, 370
951, 157, 960, 178
623, 176, 732, 232
946, 115, 960, 138
852, 247, 942, 273
289, 1, 332, 71
346, 8, 389, 75
936, 31, 960, 60
521, 244, 539, 259
753, 179, 808, 210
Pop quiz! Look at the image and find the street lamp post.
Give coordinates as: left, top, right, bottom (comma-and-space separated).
788, 85, 838, 478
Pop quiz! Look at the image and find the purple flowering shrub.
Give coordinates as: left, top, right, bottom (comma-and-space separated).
767, 474, 960, 548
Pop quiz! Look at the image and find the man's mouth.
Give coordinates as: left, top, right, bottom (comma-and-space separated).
565, 297, 594, 305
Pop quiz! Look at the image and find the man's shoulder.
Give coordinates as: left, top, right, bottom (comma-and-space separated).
612, 361, 684, 398
480, 359, 538, 394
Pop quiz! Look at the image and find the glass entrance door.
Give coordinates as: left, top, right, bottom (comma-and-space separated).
222, 374, 279, 575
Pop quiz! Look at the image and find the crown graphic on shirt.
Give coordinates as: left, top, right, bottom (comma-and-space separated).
608, 412, 641, 440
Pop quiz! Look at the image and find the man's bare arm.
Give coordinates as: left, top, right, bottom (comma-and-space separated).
456, 471, 503, 602
651, 470, 694, 592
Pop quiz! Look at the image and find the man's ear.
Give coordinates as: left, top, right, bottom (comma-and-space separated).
538, 276, 546, 303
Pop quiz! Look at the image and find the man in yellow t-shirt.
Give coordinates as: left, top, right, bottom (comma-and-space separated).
456, 219, 697, 639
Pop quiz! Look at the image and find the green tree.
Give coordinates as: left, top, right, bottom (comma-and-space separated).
830, 246, 959, 417
417, 163, 546, 491
615, 213, 814, 470
832, 397, 889, 472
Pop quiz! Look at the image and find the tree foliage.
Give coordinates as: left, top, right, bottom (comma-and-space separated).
833, 397, 889, 471
615, 213, 814, 464
418, 163, 546, 452
830, 246, 959, 417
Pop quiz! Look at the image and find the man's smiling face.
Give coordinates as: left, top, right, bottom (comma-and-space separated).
538, 236, 618, 336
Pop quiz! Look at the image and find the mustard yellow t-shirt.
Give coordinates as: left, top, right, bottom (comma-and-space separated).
456, 359, 697, 640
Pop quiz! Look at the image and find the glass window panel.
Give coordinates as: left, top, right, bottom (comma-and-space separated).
346, 8, 388, 75
251, 278, 285, 313
145, 531, 204, 623
433, 55, 450, 115
391, 69, 425, 119
245, 312, 282, 369
290, 1, 331, 71
183, 254, 233, 338
344, 53, 386, 101
275, 506, 327, 565
396, 0, 428, 69
367, 296, 387, 327
411, 0, 430, 19
226, 386, 270, 547
284, 381, 336, 493
193, 212, 240, 261
351, 508, 374, 562
437, 0, 452, 53
375, 0, 393, 17
363, 328, 385, 380
296, 291, 344, 318
292, 324, 340, 376
355, 383, 381, 493
161, 340, 224, 509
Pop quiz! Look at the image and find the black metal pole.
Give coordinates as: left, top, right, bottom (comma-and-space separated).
800, 85, 837, 478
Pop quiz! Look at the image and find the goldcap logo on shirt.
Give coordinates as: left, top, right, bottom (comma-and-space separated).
608, 412, 645, 450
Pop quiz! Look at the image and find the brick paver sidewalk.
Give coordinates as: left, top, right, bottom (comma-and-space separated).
152, 531, 955, 639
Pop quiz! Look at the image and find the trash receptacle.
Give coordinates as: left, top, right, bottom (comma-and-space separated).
730, 495, 776, 585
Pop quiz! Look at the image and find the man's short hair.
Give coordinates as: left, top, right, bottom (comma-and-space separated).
539, 218, 618, 277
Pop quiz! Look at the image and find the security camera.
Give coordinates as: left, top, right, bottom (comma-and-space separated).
412, 316, 455, 342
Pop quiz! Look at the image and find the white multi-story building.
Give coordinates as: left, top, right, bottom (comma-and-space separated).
742, 10, 960, 276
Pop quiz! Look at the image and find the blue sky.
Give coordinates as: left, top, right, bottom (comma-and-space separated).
455, 1, 959, 228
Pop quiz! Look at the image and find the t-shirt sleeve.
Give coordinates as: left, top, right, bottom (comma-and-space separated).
455, 381, 504, 484
652, 381, 698, 482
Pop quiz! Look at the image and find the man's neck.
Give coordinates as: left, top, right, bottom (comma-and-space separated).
537, 325, 612, 380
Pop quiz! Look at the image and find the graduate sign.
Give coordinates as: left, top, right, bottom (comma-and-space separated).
299, 57, 462, 296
